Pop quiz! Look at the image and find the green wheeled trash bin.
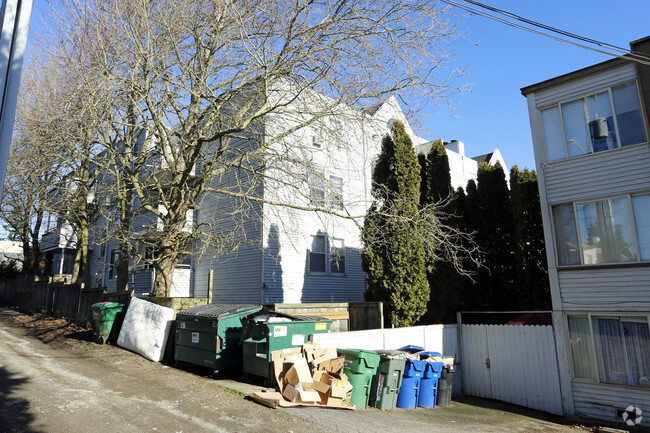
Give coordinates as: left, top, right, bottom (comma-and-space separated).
91, 302, 125, 344
369, 350, 407, 410
175, 304, 261, 372
337, 348, 381, 409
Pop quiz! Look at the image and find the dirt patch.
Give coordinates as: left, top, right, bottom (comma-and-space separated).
7, 309, 96, 345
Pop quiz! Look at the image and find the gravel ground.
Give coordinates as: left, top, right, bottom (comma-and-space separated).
0, 306, 617, 433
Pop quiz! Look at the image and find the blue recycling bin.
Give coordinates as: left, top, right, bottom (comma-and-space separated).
396, 358, 426, 408
397, 345, 425, 354
418, 356, 444, 408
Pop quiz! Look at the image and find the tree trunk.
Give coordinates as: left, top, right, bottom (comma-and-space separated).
152, 253, 177, 297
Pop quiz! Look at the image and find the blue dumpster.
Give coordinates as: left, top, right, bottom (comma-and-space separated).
417, 353, 444, 408
396, 358, 426, 408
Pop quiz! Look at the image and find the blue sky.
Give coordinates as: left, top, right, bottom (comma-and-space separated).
28, 1, 648, 172
418, 0, 649, 171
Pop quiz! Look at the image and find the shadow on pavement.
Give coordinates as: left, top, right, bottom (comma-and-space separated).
457, 396, 650, 433
0, 366, 43, 433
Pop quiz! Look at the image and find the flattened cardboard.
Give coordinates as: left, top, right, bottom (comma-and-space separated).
250, 392, 355, 410
284, 358, 313, 387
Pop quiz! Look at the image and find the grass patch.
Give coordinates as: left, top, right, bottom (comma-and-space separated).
217, 384, 248, 397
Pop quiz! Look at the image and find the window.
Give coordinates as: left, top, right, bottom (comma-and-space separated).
308, 172, 326, 205
330, 238, 345, 274
309, 234, 327, 273
308, 172, 344, 209
311, 129, 325, 148
329, 175, 343, 210
108, 250, 118, 279
552, 194, 650, 266
568, 314, 650, 387
309, 234, 346, 275
540, 82, 646, 162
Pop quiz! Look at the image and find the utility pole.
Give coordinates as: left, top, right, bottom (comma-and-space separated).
0, 0, 33, 198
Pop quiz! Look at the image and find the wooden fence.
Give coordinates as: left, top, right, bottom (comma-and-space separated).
270, 301, 383, 332
0, 274, 133, 325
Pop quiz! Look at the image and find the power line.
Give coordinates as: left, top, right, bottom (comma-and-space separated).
439, 0, 650, 66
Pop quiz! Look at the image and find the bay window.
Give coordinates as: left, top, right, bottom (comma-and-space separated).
540, 81, 646, 162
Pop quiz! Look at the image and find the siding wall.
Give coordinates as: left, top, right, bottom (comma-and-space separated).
526, 60, 650, 424
193, 135, 265, 303
572, 382, 650, 427
532, 63, 637, 108
543, 144, 650, 204
259, 102, 389, 304
558, 267, 650, 311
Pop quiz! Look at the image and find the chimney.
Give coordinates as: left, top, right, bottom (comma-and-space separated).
445, 139, 465, 156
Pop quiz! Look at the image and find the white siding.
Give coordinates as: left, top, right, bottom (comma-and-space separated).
533, 63, 637, 108
572, 381, 650, 426
259, 102, 383, 304
558, 267, 650, 311
543, 144, 650, 204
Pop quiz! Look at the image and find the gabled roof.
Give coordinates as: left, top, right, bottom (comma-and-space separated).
471, 152, 493, 164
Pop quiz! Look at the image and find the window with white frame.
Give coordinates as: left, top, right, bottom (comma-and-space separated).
330, 238, 345, 274
540, 81, 647, 162
308, 172, 326, 205
329, 175, 344, 210
309, 234, 346, 275
567, 314, 650, 387
308, 172, 344, 209
311, 128, 325, 148
552, 193, 650, 266
108, 250, 118, 279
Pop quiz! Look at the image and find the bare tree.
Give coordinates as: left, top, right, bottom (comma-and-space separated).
41, 0, 465, 297
1, 56, 69, 277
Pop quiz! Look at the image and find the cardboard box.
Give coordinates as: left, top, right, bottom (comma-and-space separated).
284, 358, 313, 387
319, 372, 348, 399
283, 384, 320, 403
270, 348, 304, 386
316, 356, 344, 374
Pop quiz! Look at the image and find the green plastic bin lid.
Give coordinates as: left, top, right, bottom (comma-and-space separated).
337, 348, 381, 368
91, 302, 123, 309
375, 349, 407, 358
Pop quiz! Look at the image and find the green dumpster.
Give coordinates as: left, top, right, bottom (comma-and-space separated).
91, 302, 125, 344
369, 350, 407, 410
175, 304, 261, 371
337, 348, 381, 409
241, 310, 332, 380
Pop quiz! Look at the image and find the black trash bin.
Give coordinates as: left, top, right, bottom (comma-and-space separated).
436, 364, 456, 406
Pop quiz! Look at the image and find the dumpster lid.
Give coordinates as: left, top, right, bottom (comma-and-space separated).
176, 304, 261, 319
243, 309, 331, 323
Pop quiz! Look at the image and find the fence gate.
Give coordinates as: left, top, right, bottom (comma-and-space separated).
461, 324, 563, 415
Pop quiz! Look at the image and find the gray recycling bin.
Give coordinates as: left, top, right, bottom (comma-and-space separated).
369, 350, 406, 410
